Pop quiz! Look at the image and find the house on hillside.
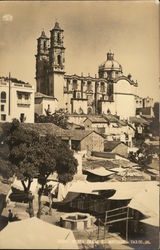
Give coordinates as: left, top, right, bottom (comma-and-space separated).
60, 130, 104, 155
83, 116, 108, 134
20, 123, 104, 154
129, 116, 150, 137
84, 115, 134, 146
104, 141, 129, 158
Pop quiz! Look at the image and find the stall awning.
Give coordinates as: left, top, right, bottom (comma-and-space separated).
85, 167, 113, 177
128, 182, 159, 219
0, 217, 78, 249
141, 217, 159, 227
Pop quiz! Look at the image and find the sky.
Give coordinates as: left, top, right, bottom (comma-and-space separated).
0, 1, 159, 101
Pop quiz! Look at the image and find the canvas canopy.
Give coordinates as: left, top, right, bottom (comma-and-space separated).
140, 217, 159, 227
128, 181, 159, 222
0, 217, 78, 249
109, 167, 126, 173
85, 167, 113, 177
68, 180, 157, 200
11, 178, 38, 193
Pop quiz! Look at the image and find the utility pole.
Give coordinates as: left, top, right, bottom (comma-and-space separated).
104, 211, 107, 240
8, 72, 11, 115
126, 207, 129, 241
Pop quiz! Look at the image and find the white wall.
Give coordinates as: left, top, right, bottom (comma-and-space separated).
11, 86, 34, 123
101, 102, 116, 115
0, 80, 34, 123
53, 74, 65, 109
35, 98, 58, 115
114, 79, 136, 119
72, 99, 88, 114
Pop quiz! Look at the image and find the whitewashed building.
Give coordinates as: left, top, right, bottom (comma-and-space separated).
0, 77, 34, 123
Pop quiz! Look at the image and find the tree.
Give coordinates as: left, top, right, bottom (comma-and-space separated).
150, 102, 160, 136
36, 135, 77, 217
7, 119, 40, 217
35, 108, 69, 129
128, 143, 153, 170
7, 119, 78, 218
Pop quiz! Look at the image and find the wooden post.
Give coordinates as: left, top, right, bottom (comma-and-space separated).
104, 211, 107, 240
98, 218, 100, 239
126, 207, 129, 241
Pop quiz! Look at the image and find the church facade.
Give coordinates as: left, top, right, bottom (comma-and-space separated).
35, 22, 138, 119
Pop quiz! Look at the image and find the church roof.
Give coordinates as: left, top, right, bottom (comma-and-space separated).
38, 31, 49, 40
41, 31, 48, 38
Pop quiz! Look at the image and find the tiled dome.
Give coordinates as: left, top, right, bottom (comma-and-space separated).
99, 52, 122, 71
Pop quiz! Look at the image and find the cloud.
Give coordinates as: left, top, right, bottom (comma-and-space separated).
2, 14, 13, 22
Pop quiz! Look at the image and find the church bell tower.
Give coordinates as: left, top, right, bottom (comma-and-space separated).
48, 22, 65, 108
35, 31, 49, 94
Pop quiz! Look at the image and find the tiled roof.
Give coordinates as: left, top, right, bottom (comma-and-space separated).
21, 123, 64, 137
60, 130, 103, 141
85, 116, 107, 123
129, 116, 149, 125
22, 123, 103, 141
104, 141, 125, 152
103, 114, 119, 123
35, 92, 56, 99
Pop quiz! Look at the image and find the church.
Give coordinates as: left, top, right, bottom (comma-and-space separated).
35, 22, 138, 120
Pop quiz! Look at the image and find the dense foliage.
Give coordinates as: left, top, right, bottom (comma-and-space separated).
150, 102, 160, 136
128, 143, 153, 170
35, 108, 69, 129
5, 119, 77, 216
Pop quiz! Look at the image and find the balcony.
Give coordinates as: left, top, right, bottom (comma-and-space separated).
17, 99, 31, 107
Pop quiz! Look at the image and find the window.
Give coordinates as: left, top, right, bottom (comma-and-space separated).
17, 93, 22, 99
43, 40, 47, 50
57, 33, 60, 43
73, 80, 77, 90
67, 79, 70, 91
87, 81, 92, 91
1, 91, 6, 103
24, 93, 29, 100
1, 114, 6, 121
57, 55, 61, 65
1, 105, 4, 112
100, 82, 105, 92
20, 113, 25, 123
98, 127, 105, 134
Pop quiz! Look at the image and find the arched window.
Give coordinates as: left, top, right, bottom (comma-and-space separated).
57, 55, 61, 65
87, 81, 92, 91
100, 82, 105, 92
87, 107, 92, 115
1, 91, 6, 103
43, 41, 47, 50
57, 33, 60, 43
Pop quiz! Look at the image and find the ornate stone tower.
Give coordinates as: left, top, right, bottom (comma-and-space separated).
35, 31, 50, 94
48, 22, 65, 108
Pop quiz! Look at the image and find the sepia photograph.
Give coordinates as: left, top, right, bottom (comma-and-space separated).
0, 0, 159, 249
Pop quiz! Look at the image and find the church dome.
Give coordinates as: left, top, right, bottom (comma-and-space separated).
99, 52, 122, 72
